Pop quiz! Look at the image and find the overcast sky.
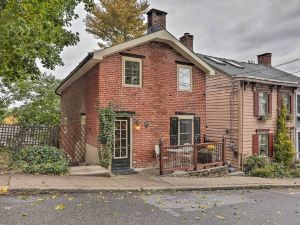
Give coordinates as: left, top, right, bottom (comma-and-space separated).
50, 0, 300, 79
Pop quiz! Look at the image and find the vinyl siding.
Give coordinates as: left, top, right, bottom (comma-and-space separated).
206, 73, 240, 168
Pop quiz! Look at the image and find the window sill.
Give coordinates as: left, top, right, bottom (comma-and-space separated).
257, 114, 271, 121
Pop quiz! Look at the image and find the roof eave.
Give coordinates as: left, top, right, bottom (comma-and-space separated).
234, 75, 300, 87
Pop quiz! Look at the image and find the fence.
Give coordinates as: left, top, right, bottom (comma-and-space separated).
0, 124, 59, 150
159, 140, 225, 175
0, 124, 86, 165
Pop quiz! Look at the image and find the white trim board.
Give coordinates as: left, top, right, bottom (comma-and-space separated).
56, 30, 215, 94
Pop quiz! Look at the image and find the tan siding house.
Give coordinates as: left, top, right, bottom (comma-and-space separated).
203, 53, 300, 170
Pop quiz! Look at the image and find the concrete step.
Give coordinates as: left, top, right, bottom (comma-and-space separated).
70, 165, 111, 177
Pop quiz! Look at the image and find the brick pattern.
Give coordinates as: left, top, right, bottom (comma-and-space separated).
60, 64, 100, 147
98, 41, 206, 168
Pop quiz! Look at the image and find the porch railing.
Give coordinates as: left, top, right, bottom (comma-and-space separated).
159, 140, 225, 175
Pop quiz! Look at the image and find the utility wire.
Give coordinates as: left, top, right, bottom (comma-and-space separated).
291, 70, 300, 75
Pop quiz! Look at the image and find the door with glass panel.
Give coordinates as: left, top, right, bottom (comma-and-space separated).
112, 118, 130, 170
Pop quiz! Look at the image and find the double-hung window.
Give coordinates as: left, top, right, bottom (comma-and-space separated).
297, 93, 300, 116
282, 93, 290, 111
178, 118, 193, 145
259, 92, 268, 115
258, 133, 269, 156
177, 65, 192, 91
122, 57, 142, 87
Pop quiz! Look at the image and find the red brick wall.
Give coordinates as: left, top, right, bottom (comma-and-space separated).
60, 64, 99, 147
98, 41, 206, 168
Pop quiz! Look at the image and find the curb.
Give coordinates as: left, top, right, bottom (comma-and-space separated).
7, 184, 300, 194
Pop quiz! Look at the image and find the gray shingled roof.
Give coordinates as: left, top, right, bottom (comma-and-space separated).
197, 53, 300, 85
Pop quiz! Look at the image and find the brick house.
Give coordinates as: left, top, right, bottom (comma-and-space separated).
200, 53, 300, 169
56, 9, 215, 172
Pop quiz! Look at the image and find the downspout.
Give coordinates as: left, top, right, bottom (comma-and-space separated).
241, 81, 244, 171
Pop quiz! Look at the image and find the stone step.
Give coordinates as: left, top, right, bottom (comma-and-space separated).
70, 165, 111, 177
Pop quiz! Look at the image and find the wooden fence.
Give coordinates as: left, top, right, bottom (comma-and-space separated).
0, 124, 59, 150
159, 140, 225, 175
0, 124, 86, 165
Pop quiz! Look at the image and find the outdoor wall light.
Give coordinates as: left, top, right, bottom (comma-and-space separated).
134, 120, 141, 130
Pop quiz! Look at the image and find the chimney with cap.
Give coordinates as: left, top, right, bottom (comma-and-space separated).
147, 9, 167, 34
257, 53, 272, 66
179, 33, 194, 51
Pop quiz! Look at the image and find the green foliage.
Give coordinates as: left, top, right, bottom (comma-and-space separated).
98, 102, 135, 169
251, 162, 288, 178
12, 146, 69, 175
85, 0, 149, 48
274, 102, 295, 168
99, 105, 116, 168
0, 148, 12, 170
0, 0, 94, 86
290, 168, 300, 178
11, 74, 61, 125
244, 155, 267, 174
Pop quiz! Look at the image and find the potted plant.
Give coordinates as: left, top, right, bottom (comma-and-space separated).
286, 113, 294, 122
257, 114, 271, 121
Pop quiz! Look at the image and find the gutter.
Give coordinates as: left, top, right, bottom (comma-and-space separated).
234, 75, 300, 87
55, 52, 94, 95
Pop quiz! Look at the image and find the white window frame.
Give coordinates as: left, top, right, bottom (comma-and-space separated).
258, 132, 269, 156
177, 64, 192, 92
122, 56, 142, 87
296, 93, 300, 117
113, 120, 128, 159
177, 115, 194, 145
259, 92, 268, 116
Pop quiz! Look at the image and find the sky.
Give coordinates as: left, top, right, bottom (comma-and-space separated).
49, 0, 300, 79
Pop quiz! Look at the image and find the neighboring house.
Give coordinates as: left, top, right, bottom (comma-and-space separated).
295, 92, 300, 160
199, 53, 300, 169
56, 9, 216, 171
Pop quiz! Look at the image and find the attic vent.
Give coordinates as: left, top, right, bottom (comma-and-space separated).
205, 56, 226, 65
224, 60, 244, 69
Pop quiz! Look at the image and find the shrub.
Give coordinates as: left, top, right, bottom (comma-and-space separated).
290, 168, 300, 178
274, 103, 295, 168
13, 146, 69, 175
0, 148, 12, 170
244, 155, 267, 174
250, 162, 288, 178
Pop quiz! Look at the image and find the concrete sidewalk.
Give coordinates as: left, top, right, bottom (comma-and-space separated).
1, 169, 300, 194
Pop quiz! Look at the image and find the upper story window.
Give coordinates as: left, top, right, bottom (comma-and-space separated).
259, 92, 268, 115
122, 57, 142, 87
282, 93, 290, 111
297, 94, 300, 116
177, 65, 192, 91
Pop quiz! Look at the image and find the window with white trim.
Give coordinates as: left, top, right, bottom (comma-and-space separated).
282, 93, 290, 111
178, 116, 194, 145
177, 65, 192, 91
297, 94, 300, 116
259, 133, 268, 156
122, 57, 142, 87
259, 92, 268, 115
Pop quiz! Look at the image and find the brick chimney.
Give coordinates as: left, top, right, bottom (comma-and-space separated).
179, 33, 194, 51
257, 53, 272, 66
147, 9, 167, 34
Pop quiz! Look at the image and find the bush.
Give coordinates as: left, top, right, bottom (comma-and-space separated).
290, 168, 300, 178
0, 148, 13, 170
12, 146, 69, 175
244, 155, 267, 174
251, 162, 288, 178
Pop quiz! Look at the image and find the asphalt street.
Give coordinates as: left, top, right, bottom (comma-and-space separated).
1, 188, 300, 225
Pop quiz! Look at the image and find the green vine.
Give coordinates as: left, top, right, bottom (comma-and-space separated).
98, 102, 135, 169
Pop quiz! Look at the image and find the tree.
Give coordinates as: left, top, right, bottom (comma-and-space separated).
273, 101, 295, 168
11, 74, 61, 125
0, 0, 94, 87
85, 0, 149, 48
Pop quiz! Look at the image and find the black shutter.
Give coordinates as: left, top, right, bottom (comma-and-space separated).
170, 117, 178, 145
194, 117, 201, 144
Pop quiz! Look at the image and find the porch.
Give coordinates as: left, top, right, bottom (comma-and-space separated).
159, 140, 225, 175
